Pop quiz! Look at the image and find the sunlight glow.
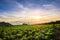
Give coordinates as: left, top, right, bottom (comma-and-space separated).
33, 16, 42, 20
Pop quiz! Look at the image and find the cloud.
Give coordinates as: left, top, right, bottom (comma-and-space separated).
10, 3, 60, 17
0, 2, 60, 24
42, 4, 56, 9
0, 3, 60, 17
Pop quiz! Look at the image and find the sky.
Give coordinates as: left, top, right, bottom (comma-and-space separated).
0, 0, 60, 24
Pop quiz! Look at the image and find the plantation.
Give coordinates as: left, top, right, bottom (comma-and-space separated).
0, 24, 56, 40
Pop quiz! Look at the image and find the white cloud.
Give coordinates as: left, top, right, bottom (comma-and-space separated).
42, 4, 57, 10
0, 3, 60, 24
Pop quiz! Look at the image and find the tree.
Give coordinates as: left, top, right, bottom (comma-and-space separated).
23, 23, 28, 25
0, 22, 12, 27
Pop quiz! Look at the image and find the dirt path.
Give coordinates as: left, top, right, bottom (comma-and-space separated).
54, 28, 60, 40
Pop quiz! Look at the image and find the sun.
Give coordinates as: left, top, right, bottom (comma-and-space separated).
34, 16, 42, 19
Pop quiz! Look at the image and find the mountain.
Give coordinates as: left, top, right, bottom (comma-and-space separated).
0, 22, 12, 27
44, 20, 60, 24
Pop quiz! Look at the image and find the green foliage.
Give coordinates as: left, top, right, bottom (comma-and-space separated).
0, 24, 55, 40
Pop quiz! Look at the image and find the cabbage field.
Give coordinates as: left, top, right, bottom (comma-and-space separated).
0, 24, 59, 40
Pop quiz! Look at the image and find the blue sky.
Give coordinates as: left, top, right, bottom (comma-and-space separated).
0, 0, 60, 24
0, 0, 60, 11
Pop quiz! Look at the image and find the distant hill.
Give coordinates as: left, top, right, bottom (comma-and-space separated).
0, 22, 12, 27
36, 20, 60, 25
55, 20, 60, 24
0, 20, 60, 26
43, 20, 60, 24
